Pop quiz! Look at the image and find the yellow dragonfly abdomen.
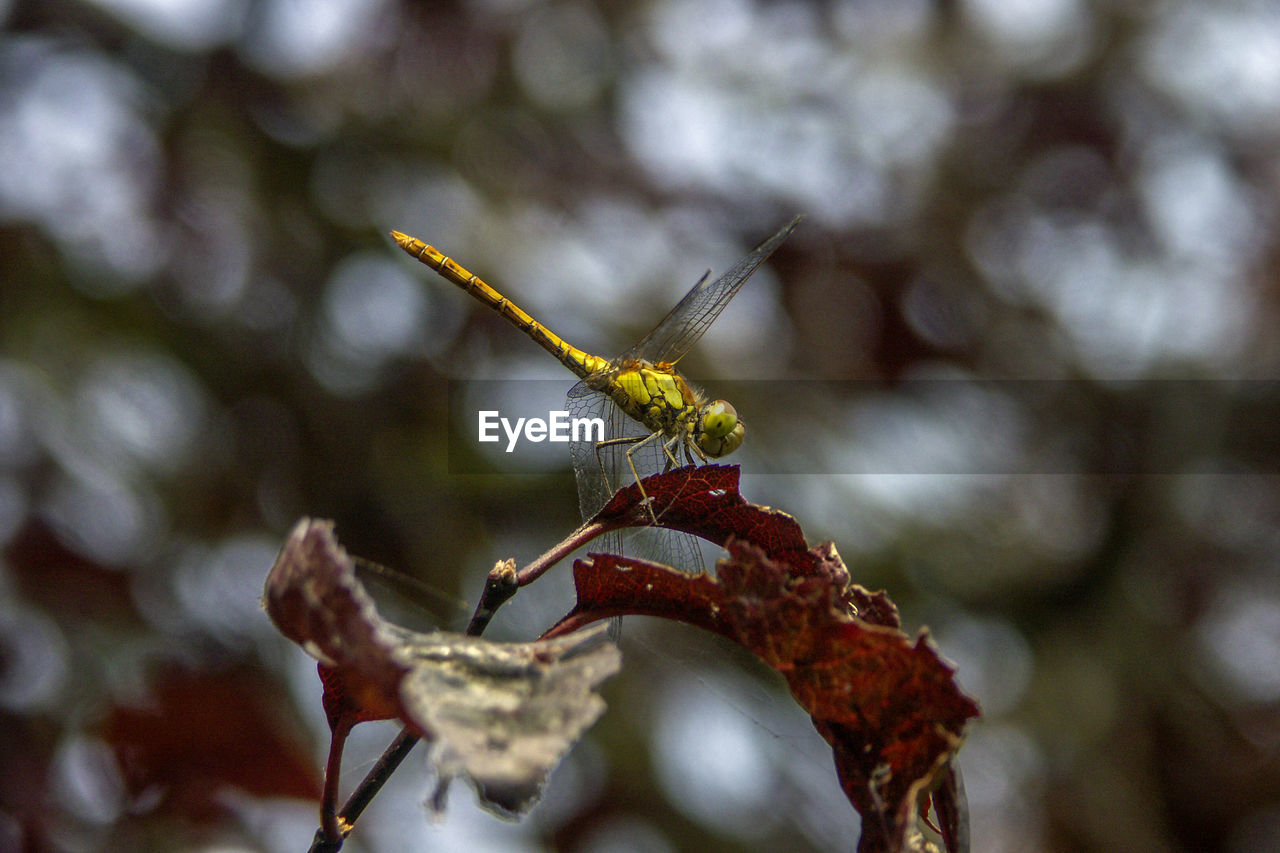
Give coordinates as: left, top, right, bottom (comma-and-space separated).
390, 230, 611, 382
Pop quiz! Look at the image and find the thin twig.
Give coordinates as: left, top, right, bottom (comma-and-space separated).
467, 518, 612, 633
515, 518, 610, 586
318, 722, 350, 843
465, 558, 519, 635
308, 724, 421, 852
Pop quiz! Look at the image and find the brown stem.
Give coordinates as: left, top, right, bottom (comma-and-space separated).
318, 721, 350, 844
465, 518, 614, 634
516, 519, 611, 586
465, 558, 519, 636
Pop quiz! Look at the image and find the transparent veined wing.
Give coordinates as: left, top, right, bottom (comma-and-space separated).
622, 215, 802, 367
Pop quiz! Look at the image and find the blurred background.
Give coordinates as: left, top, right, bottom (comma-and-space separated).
3, 0, 1280, 850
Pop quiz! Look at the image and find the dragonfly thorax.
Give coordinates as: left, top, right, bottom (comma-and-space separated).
597, 361, 744, 461
602, 361, 699, 435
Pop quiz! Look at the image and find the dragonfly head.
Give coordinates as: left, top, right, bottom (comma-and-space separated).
696, 399, 744, 458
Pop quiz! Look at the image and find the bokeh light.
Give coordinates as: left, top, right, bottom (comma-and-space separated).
4, 0, 1279, 849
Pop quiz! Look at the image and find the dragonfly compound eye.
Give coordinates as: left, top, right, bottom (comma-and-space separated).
697, 401, 745, 458
701, 400, 738, 439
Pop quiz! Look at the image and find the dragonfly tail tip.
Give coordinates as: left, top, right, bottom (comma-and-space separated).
390, 230, 419, 253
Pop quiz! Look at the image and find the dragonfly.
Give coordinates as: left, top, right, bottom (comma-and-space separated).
391, 216, 801, 562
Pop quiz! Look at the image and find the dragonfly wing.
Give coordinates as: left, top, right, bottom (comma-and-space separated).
567, 376, 645, 519
566, 377, 706, 575
623, 215, 802, 366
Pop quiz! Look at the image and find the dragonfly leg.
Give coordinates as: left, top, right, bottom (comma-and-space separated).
594, 434, 644, 497
594, 432, 663, 524
661, 435, 683, 473
614, 430, 668, 525
683, 429, 711, 466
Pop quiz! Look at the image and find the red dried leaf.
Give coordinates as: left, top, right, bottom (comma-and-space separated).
597, 465, 813, 568
318, 662, 400, 730
549, 469, 980, 853
100, 666, 322, 822
4, 520, 138, 624
264, 519, 622, 817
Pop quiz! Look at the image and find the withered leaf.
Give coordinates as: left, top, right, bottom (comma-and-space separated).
101, 665, 322, 822
548, 468, 980, 853
264, 519, 621, 817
